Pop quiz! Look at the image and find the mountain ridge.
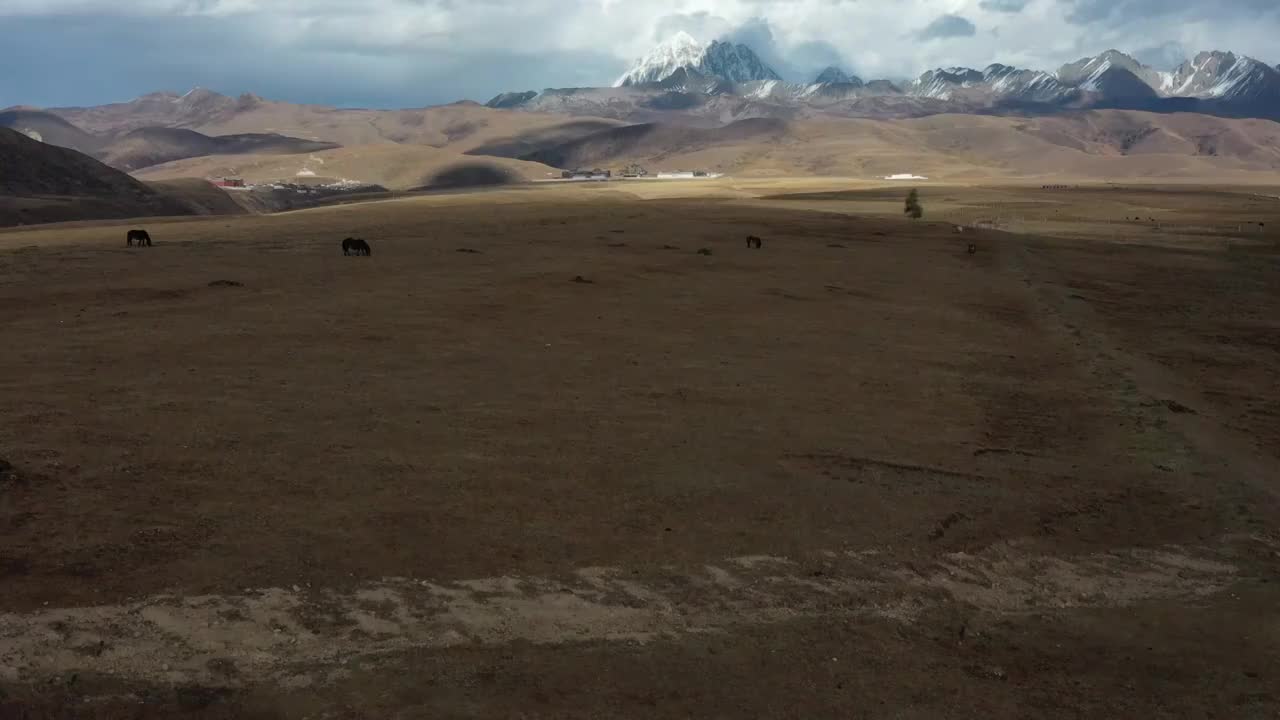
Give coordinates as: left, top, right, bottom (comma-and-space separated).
0, 108, 340, 172
495, 40, 1280, 122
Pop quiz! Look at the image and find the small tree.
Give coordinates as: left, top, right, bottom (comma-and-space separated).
904, 188, 923, 219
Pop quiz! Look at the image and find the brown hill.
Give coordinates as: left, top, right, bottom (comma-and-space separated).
49, 91, 626, 153
48, 89, 252, 135
467, 110, 1280, 182
1, 127, 163, 199
3, 106, 342, 172
132, 143, 564, 190
130, 110, 1280, 185
97, 127, 339, 171
194, 101, 626, 153
1015, 112, 1280, 160
145, 178, 253, 216
514, 118, 789, 170
0, 127, 201, 227
24, 87, 1280, 187
0, 109, 104, 154
464, 120, 627, 159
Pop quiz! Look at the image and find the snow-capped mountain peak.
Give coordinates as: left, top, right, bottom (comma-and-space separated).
984, 65, 1068, 100
813, 67, 860, 86
615, 32, 706, 87
615, 34, 781, 88
911, 67, 983, 100
1058, 50, 1167, 91
701, 40, 783, 83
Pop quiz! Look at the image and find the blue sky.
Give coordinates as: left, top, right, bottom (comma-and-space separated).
2, 0, 1276, 109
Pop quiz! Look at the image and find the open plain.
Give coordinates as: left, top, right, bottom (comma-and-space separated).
1, 180, 1279, 718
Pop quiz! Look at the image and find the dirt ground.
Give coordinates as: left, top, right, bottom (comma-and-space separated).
0, 183, 1278, 718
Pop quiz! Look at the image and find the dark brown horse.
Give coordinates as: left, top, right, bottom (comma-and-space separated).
126, 229, 152, 247
342, 237, 372, 256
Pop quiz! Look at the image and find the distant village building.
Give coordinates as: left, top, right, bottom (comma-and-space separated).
564, 168, 611, 180
212, 177, 246, 188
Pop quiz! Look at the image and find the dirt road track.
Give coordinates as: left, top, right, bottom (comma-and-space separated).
0, 543, 1246, 688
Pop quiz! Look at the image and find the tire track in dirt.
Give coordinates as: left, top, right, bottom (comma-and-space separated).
0, 543, 1240, 689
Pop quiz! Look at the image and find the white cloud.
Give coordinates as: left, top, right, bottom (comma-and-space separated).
0, 0, 1276, 106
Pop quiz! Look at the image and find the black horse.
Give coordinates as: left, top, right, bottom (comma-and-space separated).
745, 235, 763, 249
126, 229, 152, 247
342, 237, 372, 256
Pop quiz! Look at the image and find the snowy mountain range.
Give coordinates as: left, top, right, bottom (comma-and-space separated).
1166, 51, 1280, 101
910, 65, 1075, 104
491, 38, 1280, 122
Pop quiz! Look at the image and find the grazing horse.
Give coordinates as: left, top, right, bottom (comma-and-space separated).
126, 229, 152, 247
967, 243, 977, 255
342, 237, 372, 256
745, 235, 763, 249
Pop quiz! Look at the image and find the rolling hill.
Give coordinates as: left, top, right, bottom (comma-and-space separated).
454, 111, 1280, 182
8, 96, 628, 179
88, 104, 1280, 189
132, 143, 564, 190
0, 108, 341, 173
0, 109, 104, 154
45, 94, 626, 153
44, 88, 256, 135
512, 118, 792, 170
5, 81, 1279, 217
95, 127, 339, 172
0, 127, 198, 226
